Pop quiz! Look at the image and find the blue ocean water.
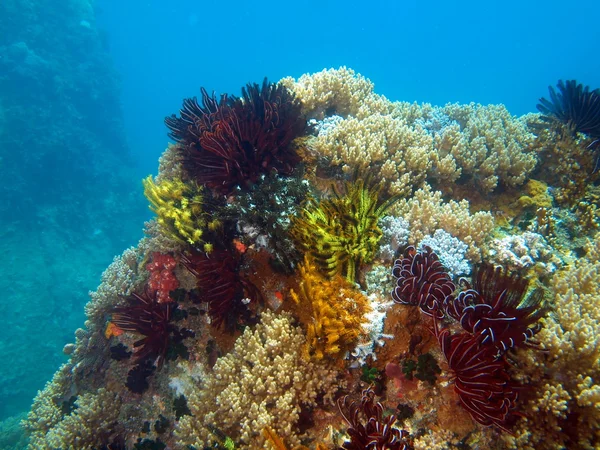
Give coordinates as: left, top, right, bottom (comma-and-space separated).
0, 0, 599, 446
96, 0, 600, 176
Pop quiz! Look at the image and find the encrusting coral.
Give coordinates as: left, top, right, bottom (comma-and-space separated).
175, 310, 340, 449
290, 257, 372, 360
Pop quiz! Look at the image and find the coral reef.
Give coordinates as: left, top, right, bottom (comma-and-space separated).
311, 113, 435, 196
394, 184, 495, 262
434, 103, 538, 192
23, 67, 600, 450
504, 233, 600, 449
392, 246, 547, 432
283, 68, 537, 197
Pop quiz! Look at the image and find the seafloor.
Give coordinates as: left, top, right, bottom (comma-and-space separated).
20, 68, 600, 449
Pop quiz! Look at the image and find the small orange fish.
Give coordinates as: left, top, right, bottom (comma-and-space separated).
104, 321, 124, 339
233, 238, 248, 254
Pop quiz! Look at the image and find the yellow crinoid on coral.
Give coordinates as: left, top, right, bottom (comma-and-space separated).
290, 257, 372, 361
142, 175, 219, 251
291, 179, 397, 284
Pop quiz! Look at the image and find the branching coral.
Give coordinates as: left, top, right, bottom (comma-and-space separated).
290, 257, 372, 360
311, 113, 435, 197
337, 387, 411, 450
143, 175, 219, 251
165, 79, 307, 194
279, 66, 383, 120
292, 179, 397, 284
26, 370, 122, 450
393, 184, 494, 262
434, 103, 538, 192
175, 310, 340, 449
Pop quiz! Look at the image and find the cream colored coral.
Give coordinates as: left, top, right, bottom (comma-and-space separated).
393, 184, 494, 262
84, 246, 142, 326
280, 66, 380, 119
25, 367, 121, 450
24, 366, 69, 448
176, 310, 340, 450
435, 103, 538, 192
284, 68, 535, 197
312, 114, 435, 196
503, 233, 600, 449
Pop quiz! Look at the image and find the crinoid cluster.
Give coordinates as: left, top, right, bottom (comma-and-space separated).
337, 387, 411, 450
181, 249, 261, 329
292, 179, 398, 284
290, 257, 372, 360
391, 246, 547, 432
537, 79, 600, 139
143, 175, 221, 251
165, 78, 308, 194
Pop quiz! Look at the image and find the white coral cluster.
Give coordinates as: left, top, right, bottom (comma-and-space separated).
488, 231, 559, 275
378, 215, 410, 262
419, 229, 471, 277
350, 293, 395, 365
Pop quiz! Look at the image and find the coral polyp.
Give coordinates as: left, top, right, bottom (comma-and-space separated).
165, 79, 307, 193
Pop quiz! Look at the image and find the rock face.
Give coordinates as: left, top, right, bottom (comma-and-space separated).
0, 0, 144, 420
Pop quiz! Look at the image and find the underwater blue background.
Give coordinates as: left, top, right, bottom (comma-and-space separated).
97, 0, 600, 177
0, 0, 599, 443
